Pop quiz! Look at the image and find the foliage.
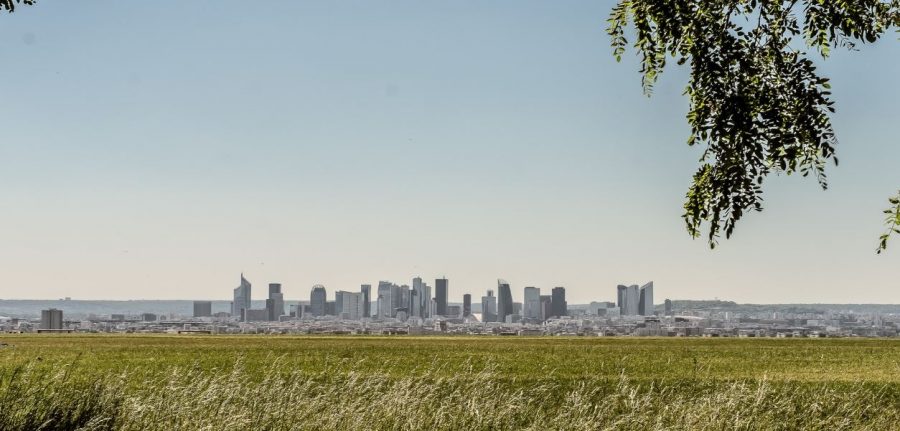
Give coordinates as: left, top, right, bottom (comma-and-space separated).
1, 335, 899, 430
877, 190, 900, 253
608, 0, 900, 248
0, 0, 34, 13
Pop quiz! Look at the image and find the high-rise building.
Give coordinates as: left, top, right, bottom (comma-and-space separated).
310, 285, 327, 317
337, 291, 364, 320
40, 308, 63, 330
361, 284, 371, 318
435, 278, 449, 316
540, 295, 552, 320
624, 284, 640, 315
523, 287, 542, 321
391, 283, 407, 316
232, 274, 252, 321
463, 294, 472, 317
617, 285, 627, 311
497, 280, 514, 324
638, 281, 654, 316
334, 290, 349, 316
664, 298, 673, 316
193, 301, 212, 318
268, 283, 285, 321
377, 281, 393, 318
412, 277, 425, 318
481, 290, 497, 322
551, 287, 567, 318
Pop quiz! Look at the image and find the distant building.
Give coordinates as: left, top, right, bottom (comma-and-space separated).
435, 278, 449, 316
377, 281, 394, 318
638, 282, 654, 316
551, 287, 567, 318
310, 285, 327, 317
462, 294, 472, 317
540, 295, 552, 320
268, 283, 285, 321
664, 298, 673, 316
325, 301, 336, 316
244, 308, 268, 322
40, 308, 63, 330
338, 291, 364, 320
617, 285, 627, 313
481, 290, 497, 322
523, 287, 541, 321
193, 301, 212, 318
141, 313, 157, 322
446, 305, 461, 318
411, 277, 424, 318
619, 284, 640, 316
233, 274, 252, 321
360, 284, 372, 318
497, 280, 514, 323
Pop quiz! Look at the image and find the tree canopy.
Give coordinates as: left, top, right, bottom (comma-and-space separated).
607, 0, 899, 251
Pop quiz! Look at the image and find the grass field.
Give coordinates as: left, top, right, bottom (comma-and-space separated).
1, 335, 899, 430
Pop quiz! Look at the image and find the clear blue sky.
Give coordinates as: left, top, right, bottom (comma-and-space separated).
1, 1, 898, 303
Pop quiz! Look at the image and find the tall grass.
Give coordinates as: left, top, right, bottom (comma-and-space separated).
1, 358, 897, 430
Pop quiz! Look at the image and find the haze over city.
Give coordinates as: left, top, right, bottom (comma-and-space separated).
2, 1, 898, 303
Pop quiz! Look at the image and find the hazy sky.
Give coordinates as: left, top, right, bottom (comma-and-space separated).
1, 1, 898, 303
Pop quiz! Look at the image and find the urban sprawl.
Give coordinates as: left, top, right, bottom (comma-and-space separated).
7, 274, 898, 338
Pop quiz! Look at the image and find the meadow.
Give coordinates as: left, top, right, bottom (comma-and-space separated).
0, 335, 898, 430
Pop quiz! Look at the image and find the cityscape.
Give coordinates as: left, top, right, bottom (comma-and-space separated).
5, 274, 897, 338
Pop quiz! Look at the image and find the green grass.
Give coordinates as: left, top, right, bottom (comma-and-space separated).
1, 335, 899, 430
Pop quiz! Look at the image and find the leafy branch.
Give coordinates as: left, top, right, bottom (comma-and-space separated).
877, 191, 900, 254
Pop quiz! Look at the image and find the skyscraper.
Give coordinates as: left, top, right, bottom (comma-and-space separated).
616, 285, 627, 311
360, 284, 371, 318
232, 274, 252, 321
664, 298, 673, 316
40, 308, 63, 330
462, 294, 472, 317
540, 295, 552, 320
638, 281, 654, 316
551, 287, 567, 318
412, 277, 424, 318
337, 291, 364, 320
310, 285, 327, 317
625, 284, 640, 315
497, 280, 513, 324
523, 287, 542, 321
193, 301, 212, 318
435, 278, 448, 316
268, 283, 285, 321
377, 281, 393, 318
481, 290, 497, 322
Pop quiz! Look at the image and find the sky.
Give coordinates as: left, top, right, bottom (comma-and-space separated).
1, 1, 898, 303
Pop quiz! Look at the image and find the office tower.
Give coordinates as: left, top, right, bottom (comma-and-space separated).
481, 290, 497, 322
411, 277, 424, 318
497, 280, 514, 324
325, 301, 336, 316
310, 285, 327, 317
551, 287, 567, 318
399, 285, 411, 315
40, 308, 63, 330
435, 278, 449, 316
664, 298, 673, 316
337, 291, 364, 320
334, 290, 348, 316
377, 281, 391, 318
447, 305, 461, 317
463, 294, 472, 317
523, 287, 541, 321
540, 295, 552, 320
141, 313, 157, 322
193, 301, 212, 318
624, 284, 640, 315
361, 284, 372, 318
232, 273, 252, 321
423, 283, 432, 318
267, 283, 285, 321
638, 281, 654, 316
617, 285, 627, 311
244, 308, 268, 321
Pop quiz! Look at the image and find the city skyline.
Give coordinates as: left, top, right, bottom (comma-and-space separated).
2, 1, 898, 304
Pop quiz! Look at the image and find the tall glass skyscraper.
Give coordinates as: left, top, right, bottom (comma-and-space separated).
360, 284, 371, 318
310, 284, 327, 317
551, 287, 567, 318
638, 281, 654, 316
523, 287, 542, 320
462, 294, 471, 317
497, 280, 514, 323
232, 273, 252, 321
435, 278, 449, 316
